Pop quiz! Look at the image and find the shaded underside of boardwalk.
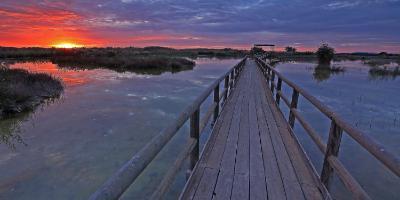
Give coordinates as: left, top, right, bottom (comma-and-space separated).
180, 59, 329, 200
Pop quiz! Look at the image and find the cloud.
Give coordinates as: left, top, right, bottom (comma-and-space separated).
325, 1, 361, 9
0, 0, 399, 52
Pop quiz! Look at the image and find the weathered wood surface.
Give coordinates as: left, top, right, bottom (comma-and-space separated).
180, 59, 328, 200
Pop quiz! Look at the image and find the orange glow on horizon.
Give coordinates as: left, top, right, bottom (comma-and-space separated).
52, 42, 84, 48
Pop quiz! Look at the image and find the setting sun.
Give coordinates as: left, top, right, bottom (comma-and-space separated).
52, 43, 83, 48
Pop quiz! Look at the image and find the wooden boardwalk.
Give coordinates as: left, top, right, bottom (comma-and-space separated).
90, 57, 398, 200
180, 60, 328, 200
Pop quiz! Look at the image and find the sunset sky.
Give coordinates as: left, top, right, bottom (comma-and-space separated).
1, 0, 399, 52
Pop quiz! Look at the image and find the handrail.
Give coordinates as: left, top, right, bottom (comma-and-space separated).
89, 57, 247, 200
254, 56, 399, 200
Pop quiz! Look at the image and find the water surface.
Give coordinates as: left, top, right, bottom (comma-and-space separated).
0, 58, 239, 199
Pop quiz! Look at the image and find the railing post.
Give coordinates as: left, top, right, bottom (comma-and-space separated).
230, 71, 235, 88
288, 89, 299, 128
276, 78, 282, 105
224, 75, 229, 101
266, 67, 270, 84
213, 83, 220, 122
321, 120, 343, 188
270, 71, 276, 93
189, 109, 200, 172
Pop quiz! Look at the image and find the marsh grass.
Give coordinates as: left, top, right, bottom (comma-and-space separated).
0, 68, 63, 118
0, 47, 247, 59
52, 55, 196, 75
369, 66, 400, 79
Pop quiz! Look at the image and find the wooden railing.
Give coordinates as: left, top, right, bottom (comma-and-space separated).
89, 57, 247, 200
254, 56, 400, 200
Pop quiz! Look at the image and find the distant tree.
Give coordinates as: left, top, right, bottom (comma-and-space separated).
250, 47, 265, 56
316, 44, 335, 65
285, 46, 297, 53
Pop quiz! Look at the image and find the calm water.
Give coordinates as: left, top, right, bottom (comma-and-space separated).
1, 59, 399, 199
0, 58, 239, 199
275, 61, 399, 200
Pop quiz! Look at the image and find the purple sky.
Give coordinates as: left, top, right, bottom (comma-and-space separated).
1, 0, 399, 52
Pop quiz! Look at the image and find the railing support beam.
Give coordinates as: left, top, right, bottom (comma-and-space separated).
288, 89, 299, 128
270, 71, 276, 94
224, 76, 229, 102
321, 120, 343, 188
189, 109, 200, 171
276, 78, 283, 105
213, 84, 220, 123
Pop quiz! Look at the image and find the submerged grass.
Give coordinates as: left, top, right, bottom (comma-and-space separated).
369, 67, 400, 79
0, 68, 63, 118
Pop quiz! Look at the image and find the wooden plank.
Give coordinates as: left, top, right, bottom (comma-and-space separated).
253, 66, 287, 200
182, 62, 248, 199
181, 76, 244, 199
212, 73, 248, 199
231, 174, 249, 200
231, 65, 251, 199
256, 64, 327, 199
193, 168, 219, 200
254, 61, 306, 200
205, 63, 249, 169
248, 64, 268, 200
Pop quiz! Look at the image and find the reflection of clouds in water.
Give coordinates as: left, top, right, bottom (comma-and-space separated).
126, 93, 181, 101
203, 75, 219, 79
153, 109, 167, 117
0, 152, 19, 165
189, 80, 204, 86
315, 95, 342, 106
127, 93, 138, 97
46, 152, 66, 166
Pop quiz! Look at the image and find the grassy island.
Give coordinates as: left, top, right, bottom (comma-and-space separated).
0, 68, 63, 118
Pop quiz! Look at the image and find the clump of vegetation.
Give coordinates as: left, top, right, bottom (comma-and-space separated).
316, 44, 335, 65
250, 47, 265, 56
369, 66, 400, 79
285, 46, 297, 53
52, 56, 195, 75
0, 68, 63, 118
363, 59, 397, 67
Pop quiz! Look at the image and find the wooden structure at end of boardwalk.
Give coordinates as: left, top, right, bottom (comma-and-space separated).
90, 57, 399, 200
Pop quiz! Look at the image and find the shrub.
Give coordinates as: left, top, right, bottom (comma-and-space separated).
285, 46, 297, 53
316, 44, 335, 64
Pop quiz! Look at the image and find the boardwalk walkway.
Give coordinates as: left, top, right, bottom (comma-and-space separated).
181, 59, 328, 200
